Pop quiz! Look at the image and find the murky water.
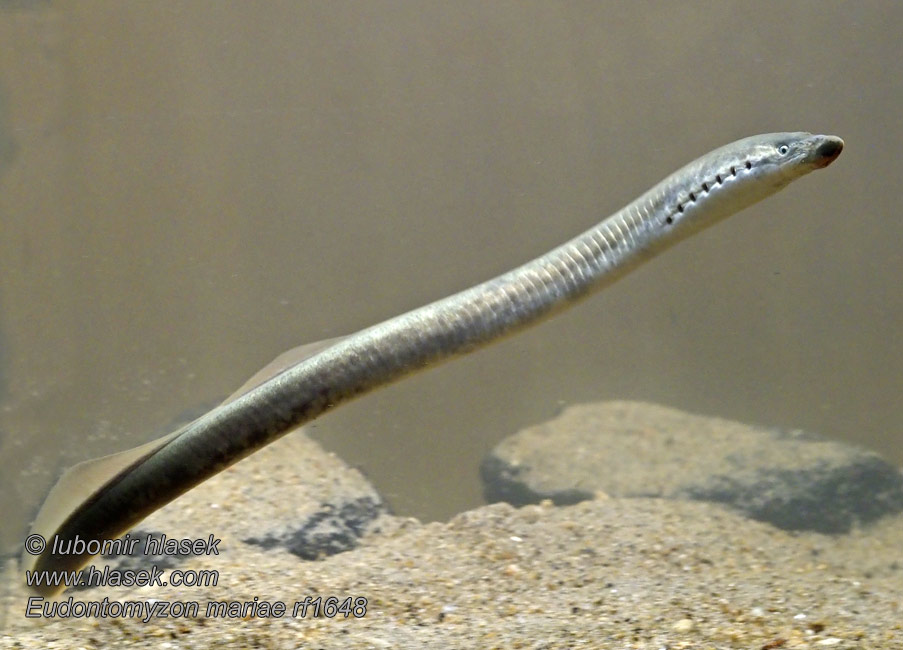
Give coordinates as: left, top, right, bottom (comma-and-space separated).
0, 0, 899, 603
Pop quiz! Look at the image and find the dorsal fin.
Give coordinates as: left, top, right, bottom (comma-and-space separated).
24, 336, 345, 574
224, 336, 344, 400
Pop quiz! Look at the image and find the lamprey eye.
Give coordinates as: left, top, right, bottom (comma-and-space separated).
778, 144, 790, 155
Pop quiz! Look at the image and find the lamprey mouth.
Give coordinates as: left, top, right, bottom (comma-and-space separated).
813, 135, 844, 167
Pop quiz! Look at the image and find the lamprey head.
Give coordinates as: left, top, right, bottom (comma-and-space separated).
735, 132, 844, 187
654, 132, 844, 239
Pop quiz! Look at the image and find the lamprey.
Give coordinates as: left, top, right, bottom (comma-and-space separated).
26, 133, 843, 594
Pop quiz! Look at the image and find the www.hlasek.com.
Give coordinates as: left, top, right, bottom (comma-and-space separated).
22, 533, 369, 621
24, 532, 222, 592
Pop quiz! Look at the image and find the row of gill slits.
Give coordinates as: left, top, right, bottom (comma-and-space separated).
663, 159, 753, 226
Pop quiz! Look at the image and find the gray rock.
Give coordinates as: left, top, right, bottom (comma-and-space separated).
481, 400, 903, 533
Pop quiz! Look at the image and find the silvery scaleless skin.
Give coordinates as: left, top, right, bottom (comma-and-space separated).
26, 132, 843, 595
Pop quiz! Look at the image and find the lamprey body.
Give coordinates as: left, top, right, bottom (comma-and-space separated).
26, 133, 843, 594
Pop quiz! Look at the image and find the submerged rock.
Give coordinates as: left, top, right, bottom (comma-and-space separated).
481, 400, 903, 533
92, 430, 390, 579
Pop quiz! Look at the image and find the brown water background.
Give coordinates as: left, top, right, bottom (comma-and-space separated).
0, 2, 899, 557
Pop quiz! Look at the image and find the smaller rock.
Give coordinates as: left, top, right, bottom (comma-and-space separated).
673, 618, 696, 633
93, 429, 389, 578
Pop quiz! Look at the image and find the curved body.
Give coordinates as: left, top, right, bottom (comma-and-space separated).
27, 132, 842, 592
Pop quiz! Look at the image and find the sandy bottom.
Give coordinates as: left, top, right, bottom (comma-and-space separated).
2, 404, 900, 648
